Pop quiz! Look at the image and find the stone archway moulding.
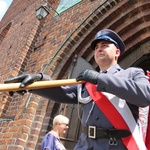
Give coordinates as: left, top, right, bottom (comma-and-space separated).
119, 40, 150, 69
44, 0, 150, 79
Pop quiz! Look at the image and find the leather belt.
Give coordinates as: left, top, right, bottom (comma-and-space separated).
82, 126, 131, 139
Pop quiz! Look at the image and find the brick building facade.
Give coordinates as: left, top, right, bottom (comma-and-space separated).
0, 0, 150, 149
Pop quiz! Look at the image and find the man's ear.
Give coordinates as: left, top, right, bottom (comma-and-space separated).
115, 49, 121, 57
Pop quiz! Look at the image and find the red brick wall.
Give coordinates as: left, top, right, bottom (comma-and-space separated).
0, 0, 150, 149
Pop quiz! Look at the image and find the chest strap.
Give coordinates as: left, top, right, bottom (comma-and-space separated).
85, 82, 147, 150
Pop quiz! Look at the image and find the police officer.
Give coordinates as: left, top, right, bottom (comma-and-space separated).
5, 29, 150, 150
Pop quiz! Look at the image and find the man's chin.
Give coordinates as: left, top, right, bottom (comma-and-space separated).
97, 57, 106, 61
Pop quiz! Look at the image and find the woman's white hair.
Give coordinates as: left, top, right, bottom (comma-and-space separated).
53, 115, 69, 126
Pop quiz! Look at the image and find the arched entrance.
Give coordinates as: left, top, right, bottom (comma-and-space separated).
40, 1, 150, 149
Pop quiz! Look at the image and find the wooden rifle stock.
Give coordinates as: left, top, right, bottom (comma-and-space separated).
0, 79, 85, 92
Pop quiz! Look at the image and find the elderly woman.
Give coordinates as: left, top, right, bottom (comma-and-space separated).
41, 115, 69, 150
